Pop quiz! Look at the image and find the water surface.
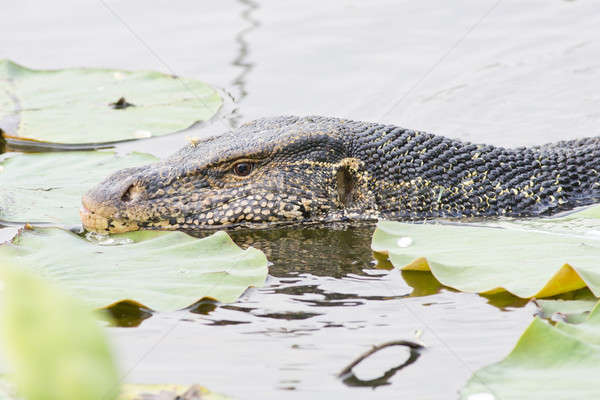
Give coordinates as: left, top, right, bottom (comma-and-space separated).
3, 0, 600, 398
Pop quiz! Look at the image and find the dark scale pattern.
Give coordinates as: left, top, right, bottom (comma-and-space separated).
80, 116, 600, 233
342, 120, 600, 219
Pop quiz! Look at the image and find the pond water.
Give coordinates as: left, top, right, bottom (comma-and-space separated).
3, 0, 600, 398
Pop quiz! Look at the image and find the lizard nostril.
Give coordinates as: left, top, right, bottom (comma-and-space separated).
121, 184, 142, 203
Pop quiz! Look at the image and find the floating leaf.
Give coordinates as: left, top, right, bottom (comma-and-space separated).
0, 151, 157, 226
371, 220, 600, 298
0, 228, 19, 244
0, 265, 119, 400
0, 59, 222, 145
0, 378, 15, 400
119, 384, 230, 400
556, 204, 600, 220
0, 228, 267, 311
460, 301, 600, 399
535, 298, 597, 324
0, 371, 232, 400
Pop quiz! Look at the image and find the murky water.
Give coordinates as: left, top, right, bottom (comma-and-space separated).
3, 0, 600, 398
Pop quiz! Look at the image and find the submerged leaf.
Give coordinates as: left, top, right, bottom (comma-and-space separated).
0, 265, 119, 400
460, 302, 600, 399
372, 220, 600, 298
0, 151, 157, 226
0, 228, 267, 311
0, 59, 221, 145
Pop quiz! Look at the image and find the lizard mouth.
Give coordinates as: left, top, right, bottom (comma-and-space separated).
80, 198, 139, 234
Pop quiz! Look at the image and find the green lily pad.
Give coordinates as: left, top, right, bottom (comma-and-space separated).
0, 151, 157, 226
0, 228, 267, 311
557, 204, 600, 220
0, 378, 15, 400
0, 59, 222, 145
535, 298, 597, 324
0, 265, 119, 400
0, 228, 19, 244
460, 301, 600, 399
119, 384, 230, 400
371, 220, 600, 298
0, 380, 231, 400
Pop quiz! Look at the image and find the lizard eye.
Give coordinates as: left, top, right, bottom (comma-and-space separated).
232, 161, 254, 177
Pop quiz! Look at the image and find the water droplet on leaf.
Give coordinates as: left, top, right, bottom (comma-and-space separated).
467, 393, 495, 400
396, 237, 413, 248
133, 130, 152, 138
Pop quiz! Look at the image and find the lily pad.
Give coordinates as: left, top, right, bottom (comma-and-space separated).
119, 384, 230, 400
0, 151, 157, 226
0, 228, 19, 244
556, 204, 600, 220
0, 378, 15, 400
371, 220, 600, 298
0, 59, 222, 145
0, 228, 267, 311
0, 265, 119, 400
460, 301, 600, 400
0, 380, 231, 400
535, 298, 597, 324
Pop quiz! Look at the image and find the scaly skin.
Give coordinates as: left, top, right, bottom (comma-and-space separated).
81, 116, 600, 233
